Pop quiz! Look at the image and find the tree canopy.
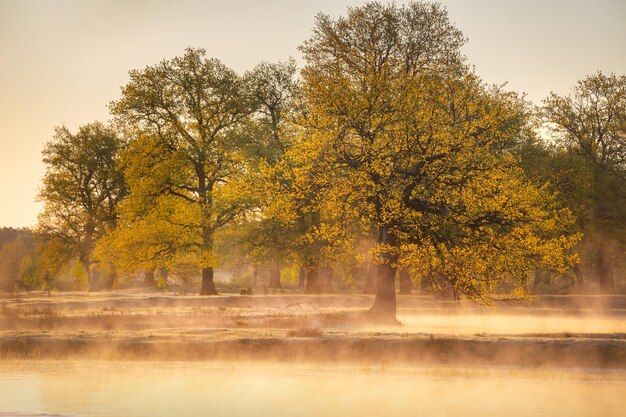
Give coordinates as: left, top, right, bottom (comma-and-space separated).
37, 122, 126, 290
542, 72, 626, 293
24, 1, 621, 321
108, 48, 256, 294
295, 1, 578, 320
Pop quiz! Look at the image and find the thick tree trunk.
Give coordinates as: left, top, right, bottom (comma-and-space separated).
78, 250, 98, 291
363, 261, 377, 294
398, 269, 413, 295
81, 229, 98, 291
369, 226, 398, 322
200, 267, 218, 295
158, 267, 169, 290
597, 243, 615, 294
304, 266, 320, 294
268, 261, 282, 289
370, 261, 397, 319
144, 269, 156, 286
199, 223, 219, 295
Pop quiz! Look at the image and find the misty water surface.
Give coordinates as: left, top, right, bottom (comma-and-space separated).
0, 361, 624, 417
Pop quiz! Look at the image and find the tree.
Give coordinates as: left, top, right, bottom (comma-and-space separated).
252, 89, 372, 295
299, 1, 464, 318
233, 58, 359, 294
93, 181, 194, 287
245, 59, 300, 166
543, 72, 626, 175
110, 48, 255, 295
37, 122, 126, 290
299, 1, 577, 321
542, 72, 626, 293
236, 59, 301, 290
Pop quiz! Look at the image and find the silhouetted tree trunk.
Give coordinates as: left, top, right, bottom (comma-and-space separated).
144, 269, 155, 286
79, 249, 99, 292
200, 267, 217, 295
268, 260, 281, 289
159, 268, 169, 288
369, 226, 398, 321
398, 269, 413, 295
81, 226, 101, 291
304, 266, 320, 294
200, 225, 218, 295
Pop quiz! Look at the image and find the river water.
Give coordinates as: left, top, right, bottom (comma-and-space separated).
0, 361, 624, 417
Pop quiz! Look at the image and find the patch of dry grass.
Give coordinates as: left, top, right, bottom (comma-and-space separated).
0, 290, 625, 368
287, 326, 324, 338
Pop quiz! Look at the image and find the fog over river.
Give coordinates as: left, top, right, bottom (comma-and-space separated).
0, 361, 624, 417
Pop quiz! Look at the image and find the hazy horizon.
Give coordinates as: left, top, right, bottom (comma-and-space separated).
1, 0, 625, 228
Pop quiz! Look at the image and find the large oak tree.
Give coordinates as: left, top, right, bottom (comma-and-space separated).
299, 1, 577, 320
110, 48, 255, 295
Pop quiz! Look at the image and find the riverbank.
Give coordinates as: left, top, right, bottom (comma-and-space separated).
1, 291, 625, 369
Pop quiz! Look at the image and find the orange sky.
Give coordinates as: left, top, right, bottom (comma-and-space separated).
1, 0, 625, 228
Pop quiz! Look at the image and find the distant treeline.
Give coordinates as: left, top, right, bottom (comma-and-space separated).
0, 227, 35, 292
0, 227, 99, 292
2, 2, 624, 320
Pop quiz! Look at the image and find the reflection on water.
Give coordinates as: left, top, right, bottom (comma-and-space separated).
0, 361, 624, 417
397, 313, 626, 335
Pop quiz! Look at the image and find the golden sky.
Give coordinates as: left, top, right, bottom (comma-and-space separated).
1, 0, 625, 228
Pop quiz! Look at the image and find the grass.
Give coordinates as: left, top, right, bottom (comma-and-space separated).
287, 326, 324, 338
0, 290, 624, 368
